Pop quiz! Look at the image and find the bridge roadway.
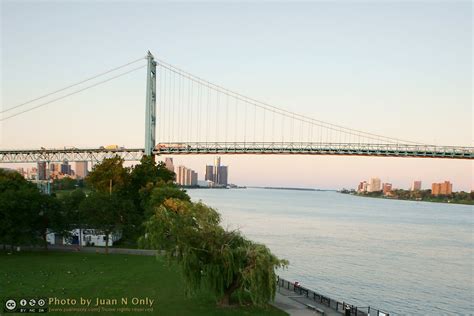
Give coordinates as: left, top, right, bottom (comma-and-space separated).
0, 143, 472, 163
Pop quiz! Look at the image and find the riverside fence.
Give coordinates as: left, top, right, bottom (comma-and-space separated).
277, 277, 390, 316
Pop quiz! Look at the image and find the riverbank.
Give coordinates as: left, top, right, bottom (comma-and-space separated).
340, 191, 474, 205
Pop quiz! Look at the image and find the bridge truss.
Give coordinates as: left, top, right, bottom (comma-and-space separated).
0, 148, 145, 163
1, 143, 472, 163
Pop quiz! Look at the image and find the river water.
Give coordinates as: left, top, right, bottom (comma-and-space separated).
187, 188, 473, 315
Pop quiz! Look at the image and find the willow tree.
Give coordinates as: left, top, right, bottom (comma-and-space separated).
140, 199, 288, 306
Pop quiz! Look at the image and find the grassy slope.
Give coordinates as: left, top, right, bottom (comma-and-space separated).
0, 252, 286, 316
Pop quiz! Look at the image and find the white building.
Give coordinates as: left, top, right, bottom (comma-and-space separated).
46, 229, 121, 247
368, 178, 381, 192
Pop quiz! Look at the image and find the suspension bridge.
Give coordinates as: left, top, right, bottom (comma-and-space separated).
1, 51, 472, 163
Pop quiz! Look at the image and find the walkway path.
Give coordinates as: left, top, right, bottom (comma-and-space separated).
273, 286, 342, 316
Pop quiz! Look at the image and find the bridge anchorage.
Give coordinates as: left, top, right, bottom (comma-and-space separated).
1, 51, 472, 163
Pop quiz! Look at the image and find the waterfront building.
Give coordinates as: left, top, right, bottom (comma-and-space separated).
411, 180, 422, 191
368, 178, 381, 192
191, 170, 198, 186
205, 165, 214, 181
176, 165, 198, 186
37, 162, 47, 180
206, 156, 229, 187
213, 157, 221, 184
432, 181, 452, 196
75, 161, 88, 179
382, 183, 392, 195
177, 165, 185, 185
217, 165, 228, 186
164, 157, 174, 173
357, 181, 367, 192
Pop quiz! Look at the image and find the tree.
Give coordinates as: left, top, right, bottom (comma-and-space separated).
130, 156, 175, 193
37, 194, 67, 250
86, 156, 130, 194
79, 191, 134, 254
59, 189, 87, 226
123, 156, 177, 240
140, 199, 288, 306
142, 185, 190, 218
52, 177, 77, 191
0, 169, 43, 249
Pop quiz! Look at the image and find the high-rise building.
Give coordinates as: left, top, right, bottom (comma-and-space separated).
205, 165, 214, 181
207, 156, 229, 187
60, 161, 72, 175
213, 157, 221, 184
177, 165, 185, 185
411, 180, 422, 191
176, 165, 198, 186
217, 166, 228, 186
164, 158, 174, 173
382, 183, 392, 195
357, 181, 367, 192
191, 171, 198, 186
75, 161, 88, 179
368, 178, 381, 192
432, 181, 452, 196
37, 162, 47, 180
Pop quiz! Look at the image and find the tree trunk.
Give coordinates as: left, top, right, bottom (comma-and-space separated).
219, 279, 240, 306
105, 232, 109, 254
43, 229, 48, 251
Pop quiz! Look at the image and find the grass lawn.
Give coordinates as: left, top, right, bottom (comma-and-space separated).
0, 251, 286, 316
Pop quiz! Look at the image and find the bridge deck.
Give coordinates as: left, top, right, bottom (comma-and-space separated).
0, 143, 472, 163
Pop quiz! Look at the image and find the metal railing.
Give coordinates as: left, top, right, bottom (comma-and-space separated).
277, 277, 390, 316
155, 142, 474, 160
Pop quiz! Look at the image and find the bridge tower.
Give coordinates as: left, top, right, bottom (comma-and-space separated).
144, 51, 157, 156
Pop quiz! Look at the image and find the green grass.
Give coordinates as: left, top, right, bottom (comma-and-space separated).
0, 251, 286, 316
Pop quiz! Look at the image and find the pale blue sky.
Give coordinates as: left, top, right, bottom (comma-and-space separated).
1, 1, 472, 190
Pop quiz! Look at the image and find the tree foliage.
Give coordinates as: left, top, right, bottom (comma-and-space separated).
0, 169, 66, 250
86, 156, 130, 194
79, 191, 135, 253
141, 198, 288, 306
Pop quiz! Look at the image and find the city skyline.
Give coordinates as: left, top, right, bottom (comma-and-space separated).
1, 2, 472, 190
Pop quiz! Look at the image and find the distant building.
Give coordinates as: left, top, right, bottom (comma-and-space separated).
205, 165, 214, 181
432, 181, 452, 196
164, 158, 174, 173
382, 183, 392, 195
357, 181, 367, 192
177, 166, 185, 185
176, 165, 198, 186
75, 161, 88, 179
411, 180, 422, 191
191, 170, 198, 186
37, 162, 47, 180
213, 157, 221, 184
60, 161, 72, 175
217, 166, 228, 186
368, 178, 381, 192
206, 156, 229, 187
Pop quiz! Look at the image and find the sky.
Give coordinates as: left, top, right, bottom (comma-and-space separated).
1, 1, 472, 190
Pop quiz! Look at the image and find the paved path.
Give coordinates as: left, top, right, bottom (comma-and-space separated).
272, 286, 342, 316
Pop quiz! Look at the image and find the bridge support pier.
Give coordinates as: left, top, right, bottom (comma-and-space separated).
144, 51, 157, 156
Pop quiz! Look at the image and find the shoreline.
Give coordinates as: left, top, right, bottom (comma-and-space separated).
340, 192, 474, 206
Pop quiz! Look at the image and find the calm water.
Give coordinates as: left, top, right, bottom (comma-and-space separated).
187, 188, 473, 315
